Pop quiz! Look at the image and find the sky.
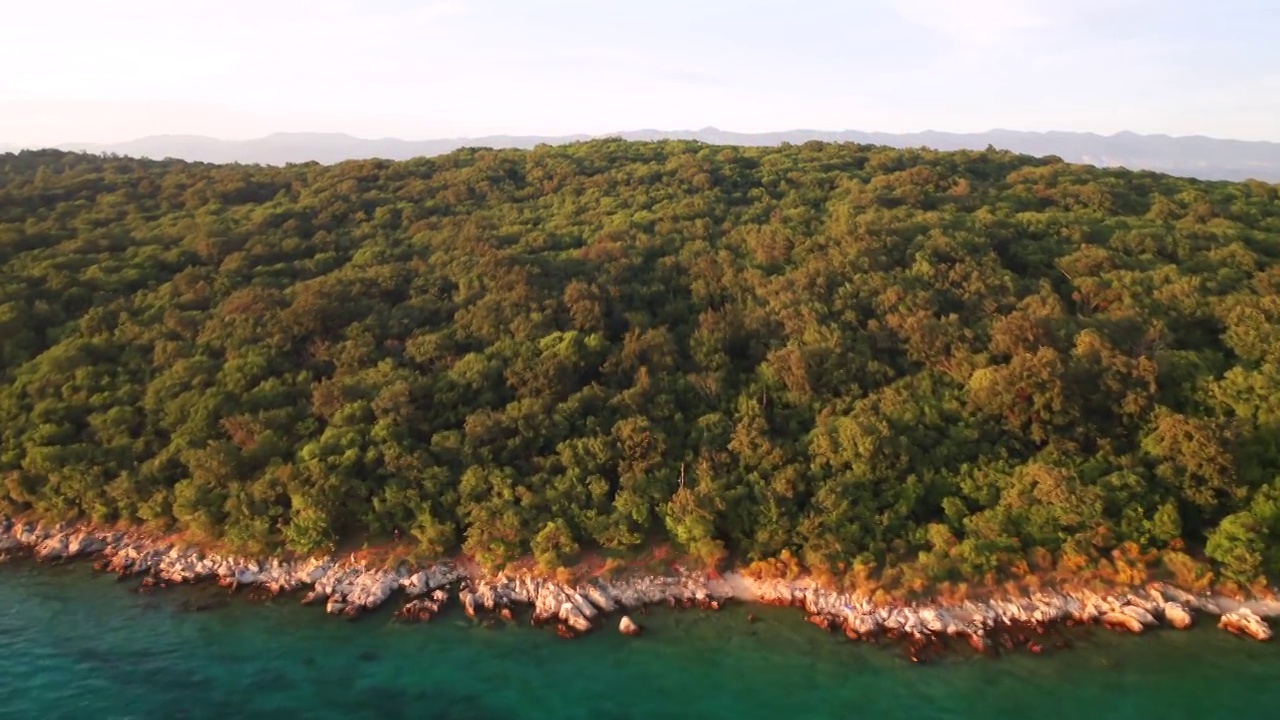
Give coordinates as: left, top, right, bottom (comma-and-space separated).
1, 0, 1278, 146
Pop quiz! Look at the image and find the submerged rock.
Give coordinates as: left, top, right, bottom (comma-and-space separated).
396, 598, 439, 623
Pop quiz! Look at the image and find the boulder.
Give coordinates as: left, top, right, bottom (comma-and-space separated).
425, 564, 461, 589
569, 591, 599, 619
806, 614, 832, 632
67, 532, 107, 557
850, 613, 881, 637
347, 571, 399, 609
533, 584, 566, 623
619, 615, 642, 636
614, 585, 645, 609
965, 631, 989, 654
400, 571, 431, 596
1163, 602, 1193, 630
296, 559, 332, 585
1220, 611, 1272, 641
460, 588, 479, 618
584, 585, 618, 613
1120, 605, 1159, 628
918, 608, 947, 634
1100, 612, 1145, 634
34, 534, 70, 561
757, 581, 793, 607
475, 583, 498, 611
396, 598, 437, 623
560, 601, 593, 634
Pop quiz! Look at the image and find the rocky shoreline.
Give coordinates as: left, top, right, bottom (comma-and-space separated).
2, 518, 1275, 661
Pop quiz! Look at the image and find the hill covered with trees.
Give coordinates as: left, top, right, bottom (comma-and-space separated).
2, 141, 1279, 586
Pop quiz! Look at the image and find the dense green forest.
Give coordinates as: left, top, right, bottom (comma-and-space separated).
2, 141, 1279, 585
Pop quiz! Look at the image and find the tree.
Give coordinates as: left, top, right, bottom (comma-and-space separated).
0, 141, 1277, 586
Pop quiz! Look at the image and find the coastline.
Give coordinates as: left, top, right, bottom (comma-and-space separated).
3, 517, 1275, 661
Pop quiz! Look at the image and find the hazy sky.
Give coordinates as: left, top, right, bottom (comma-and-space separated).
2, 0, 1278, 145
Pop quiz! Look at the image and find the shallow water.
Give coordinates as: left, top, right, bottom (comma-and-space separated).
2, 562, 1278, 720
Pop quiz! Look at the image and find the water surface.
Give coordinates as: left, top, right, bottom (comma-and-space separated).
2, 562, 1277, 719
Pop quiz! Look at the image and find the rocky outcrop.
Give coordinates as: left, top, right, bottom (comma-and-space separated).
2, 516, 1278, 652
619, 615, 642, 636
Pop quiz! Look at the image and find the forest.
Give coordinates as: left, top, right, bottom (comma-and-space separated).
1, 140, 1278, 587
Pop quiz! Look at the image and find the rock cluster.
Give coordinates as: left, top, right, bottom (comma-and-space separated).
627, 577, 1230, 653
1220, 610, 1273, 641
448, 567, 725, 638
731, 574, 1274, 656
2, 518, 1275, 653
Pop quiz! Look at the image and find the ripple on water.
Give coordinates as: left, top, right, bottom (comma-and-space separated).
2, 563, 1280, 720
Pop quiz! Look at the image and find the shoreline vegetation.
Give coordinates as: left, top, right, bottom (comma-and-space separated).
3, 141, 1280, 661
3, 517, 1274, 663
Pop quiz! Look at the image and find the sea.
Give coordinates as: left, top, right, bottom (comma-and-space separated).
2, 561, 1278, 720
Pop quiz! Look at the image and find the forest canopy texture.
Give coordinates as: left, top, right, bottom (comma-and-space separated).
2, 141, 1279, 583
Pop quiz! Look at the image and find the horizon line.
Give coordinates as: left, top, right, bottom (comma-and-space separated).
8, 126, 1280, 150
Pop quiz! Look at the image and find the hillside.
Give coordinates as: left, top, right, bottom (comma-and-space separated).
45, 128, 1280, 183
1, 141, 1279, 584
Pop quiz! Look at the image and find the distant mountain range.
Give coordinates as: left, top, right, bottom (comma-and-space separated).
10, 128, 1280, 182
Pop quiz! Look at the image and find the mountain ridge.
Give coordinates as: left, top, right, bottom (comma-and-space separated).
7, 127, 1280, 182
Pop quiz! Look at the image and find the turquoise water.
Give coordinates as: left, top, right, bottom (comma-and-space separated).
2, 562, 1279, 719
